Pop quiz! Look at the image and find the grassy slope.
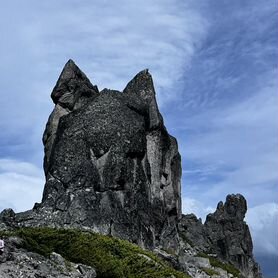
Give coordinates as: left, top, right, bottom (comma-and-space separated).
0, 227, 190, 278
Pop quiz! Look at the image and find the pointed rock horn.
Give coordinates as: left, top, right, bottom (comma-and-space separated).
51, 59, 98, 106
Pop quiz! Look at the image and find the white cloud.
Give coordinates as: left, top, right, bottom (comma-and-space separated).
0, 0, 209, 105
0, 159, 43, 178
182, 196, 214, 222
0, 159, 44, 213
180, 70, 278, 208
246, 203, 278, 256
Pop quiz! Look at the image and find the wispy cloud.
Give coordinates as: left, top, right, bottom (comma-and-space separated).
173, 1, 278, 273
180, 70, 278, 207
0, 0, 208, 100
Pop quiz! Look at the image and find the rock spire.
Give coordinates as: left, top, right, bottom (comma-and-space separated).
41, 60, 182, 249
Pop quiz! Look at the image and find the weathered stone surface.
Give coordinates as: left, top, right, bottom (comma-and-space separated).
178, 213, 209, 252
176, 195, 262, 278
43, 59, 99, 173
31, 61, 182, 249
50, 59, 99, 109
0, 237, 96, 278
204, 194, 262, 278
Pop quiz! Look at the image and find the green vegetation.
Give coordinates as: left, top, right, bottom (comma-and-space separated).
197, 253, 240, 277
0, 227, 191, 278
200, 267, 219, 276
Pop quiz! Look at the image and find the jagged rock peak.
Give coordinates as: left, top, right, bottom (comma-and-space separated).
51, 59, 99, 110
0, 60, 263, 278
224, 193, 247, 219
124, 68, 163, 129
43, 60, 101, 172
205, 193, 262, 278
124, 68, 154, 97
178, 194, 262, 278
56, 59, 81, 81
207, 193, 247, 222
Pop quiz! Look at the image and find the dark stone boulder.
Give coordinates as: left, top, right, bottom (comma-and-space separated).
33, 60, 181, 249
204, 194, 262, 278
0, 209, 16, 230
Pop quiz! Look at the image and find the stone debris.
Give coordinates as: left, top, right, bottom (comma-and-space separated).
0, 237, 96, 278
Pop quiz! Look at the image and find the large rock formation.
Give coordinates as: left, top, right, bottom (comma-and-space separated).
37, 60, 181, 249
204, 194, 261, 278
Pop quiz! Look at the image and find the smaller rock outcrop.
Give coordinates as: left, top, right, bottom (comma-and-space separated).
178, 194, 262, 278
204, 194, 261, 278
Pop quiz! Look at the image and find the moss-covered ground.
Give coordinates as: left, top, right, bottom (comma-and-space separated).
0, 227, 191, 278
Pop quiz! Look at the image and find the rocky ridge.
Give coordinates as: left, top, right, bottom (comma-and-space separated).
0, 60, 262, 278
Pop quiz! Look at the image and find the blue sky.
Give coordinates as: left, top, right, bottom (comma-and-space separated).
0, 1, 277, 276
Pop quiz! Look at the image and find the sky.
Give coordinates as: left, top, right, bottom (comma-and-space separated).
0, 1, 277, 276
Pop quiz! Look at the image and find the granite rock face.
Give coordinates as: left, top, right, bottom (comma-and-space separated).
43, 59, 99, 174
204, 194, 261, 278
40, 60, 181, 249
178, 213, 209, 252
178, 194, 262, 278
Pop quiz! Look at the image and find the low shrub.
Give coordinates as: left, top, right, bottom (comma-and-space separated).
1, 227, 191, 278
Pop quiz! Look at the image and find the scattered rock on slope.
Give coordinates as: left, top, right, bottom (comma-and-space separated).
0, 237, 96, 278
